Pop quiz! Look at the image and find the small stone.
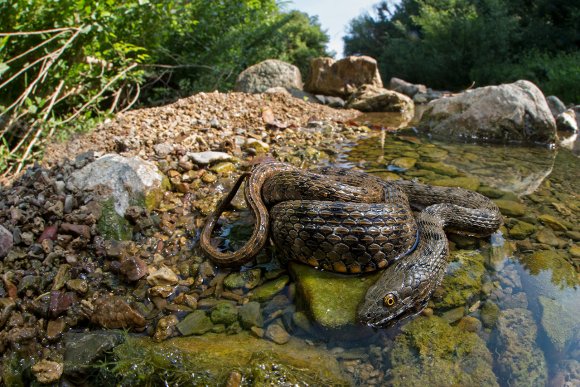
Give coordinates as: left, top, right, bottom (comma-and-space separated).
508, 220, 536, 239
535, 228, 565, 247
147, 265, 179, 286
416, 161, 459, 176
46, 317, 66, 341
265, 321, 290, 344
210, 301, 239, 325
32, 360, 63, 384
250, 275, 289, 302
60, 223, 91, 239
89, 296, 146, 329
153, 314, 179, 341
431, 176, 480, 191
224, 269, 262, 290
250, 326, 265, 338
38, 225, 58, 243
480, 301, 500, 328
440, 306, 465, 323
201, 172, 218, 184
244, 138, 270, 153
153, 142, 174, 157
494, 200, 527, 217
538, 214, 568, 231
120, 256, 149, 282
0, 225, 13, 259
148, 285, 175, 298
570, 245, 580, 258
189, 151, 232, 165
239, 301, 264, 329
65, 279, 88, 294
210, 162, 236, 174
176, 310, 213, 335
49, 291, 77, 318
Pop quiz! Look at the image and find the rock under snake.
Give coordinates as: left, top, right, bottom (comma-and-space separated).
200, 162, 502, 327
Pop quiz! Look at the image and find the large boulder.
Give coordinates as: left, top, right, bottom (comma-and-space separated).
304, 56, 382, 98
546, 95, 566, 118
234, 60, 302, 93
556, 109, 578, 132
418, 80, 557, 143
346, 84, 414, 114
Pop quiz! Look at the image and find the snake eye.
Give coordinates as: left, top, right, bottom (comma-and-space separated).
383, 293, 397, 307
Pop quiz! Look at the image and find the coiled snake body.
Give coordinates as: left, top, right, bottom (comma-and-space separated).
200, 162, 502, 327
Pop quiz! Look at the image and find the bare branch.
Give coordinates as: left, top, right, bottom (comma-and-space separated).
0, 27, 79, 36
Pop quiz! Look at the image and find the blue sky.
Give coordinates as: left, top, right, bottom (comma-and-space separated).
285, 0, 380, 57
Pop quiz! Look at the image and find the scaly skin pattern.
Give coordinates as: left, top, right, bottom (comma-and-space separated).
200, 161, 502, 327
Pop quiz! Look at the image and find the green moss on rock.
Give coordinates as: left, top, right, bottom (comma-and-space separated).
416, 161, 459, 176
431, 176, 480, 191
508, 220, 536, 239
289, 262, 381, 329
249, 275, 289, 302
494, 200, 527, 217
389, 316, 497, 386
97, 198, 133, 241
519, 250, 579, 288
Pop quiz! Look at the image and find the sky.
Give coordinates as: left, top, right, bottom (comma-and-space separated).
286, 0, 380, 57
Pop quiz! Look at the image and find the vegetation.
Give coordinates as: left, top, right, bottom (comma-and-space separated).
0, 0, 329, 175
344, 0, 580, 102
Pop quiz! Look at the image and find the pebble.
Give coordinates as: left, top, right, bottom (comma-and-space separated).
153, 314, 179, 341
120, 256, 149, 282
32, 360, 64, 384
147, 265, 179, 286
46, 317, 66, 341
264, 320, 290, 344
176, 310, 213, 336
189, 151, 232, 165
239, 301, 264, 329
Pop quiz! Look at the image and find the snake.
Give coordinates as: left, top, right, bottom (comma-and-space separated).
200, 161, 502, 328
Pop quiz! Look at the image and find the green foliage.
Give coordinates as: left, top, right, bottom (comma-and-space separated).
0, 0, 329, 175
344, 0, 579, 102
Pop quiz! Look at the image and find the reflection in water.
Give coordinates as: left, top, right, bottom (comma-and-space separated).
345, 130, 580, 386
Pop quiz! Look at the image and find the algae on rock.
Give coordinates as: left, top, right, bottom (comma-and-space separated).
389, 316, 497, 386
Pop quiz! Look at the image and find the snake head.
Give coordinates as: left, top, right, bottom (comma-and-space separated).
356, 261, 431, 328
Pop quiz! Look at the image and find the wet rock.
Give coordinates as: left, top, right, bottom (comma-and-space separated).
87, 295, 146, 329
480, 301, 500, 328
305, 55, 383, 97
147, 265, 179, 286
440, 307, 465, 323
419, 80, 556, 144
390, 157, 416, 170
508, 220, 536, 239
244, 138, 270, 153
234, 59, 302, 93
390, 316, 497, 386
176, 310, 213, 336
210, 301, 239, 325
60, 223, 91, 239
209, 161, 236, 174
65, 279, 88, 294
63, 331, 125, 378
188, 151, 232, 165
38, 224, 58, 242
0, 224, 13, 259
494, 199, 526, 217
224, 268, 261, 290
265, 320, 290, 345
153, 314, 179, 342
538, 296, 580, 352
110, 333, 348, 385
49, 291, 77, 318
536, 228, 565, 247
416, 161, 458, 176
519, 250, 578, 288
431, 176, 480, 191
119, 255, 148, 282
239, 301, 264, 329
69, 153, 165, 216
250, 275, 289, 302
32, 360, 63, 384
433, 250, 486, 310
346, 85, 414, 114
538, 214, 568, 231
495, 308, 547, 386
46, 317, 66, 341
458, 316, 482, 333
289, 263, 381, 328
97, 198, 133, 240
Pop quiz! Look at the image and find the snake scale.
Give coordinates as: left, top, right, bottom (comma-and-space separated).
200, 162, 502, 327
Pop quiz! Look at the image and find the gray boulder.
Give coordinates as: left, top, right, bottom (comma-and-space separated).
389, 77, 427, 98
304, 56, 382, 98
68, 153, 165, 217
418, 80, 556, 143
346, 84, 414, 113
546, 95, 567, 118
234, 60, 302, 94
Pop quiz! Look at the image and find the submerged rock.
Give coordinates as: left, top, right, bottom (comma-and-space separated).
431, 176, 480, 191
389, 316, 497, 386
177, 310, 213, 336
494, 308, 548, 386
249, 275, 289, 302
419, 80, 556, 144
289, 262, 381, 329
105, 333, 349, 385
63, 331, 125, 379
